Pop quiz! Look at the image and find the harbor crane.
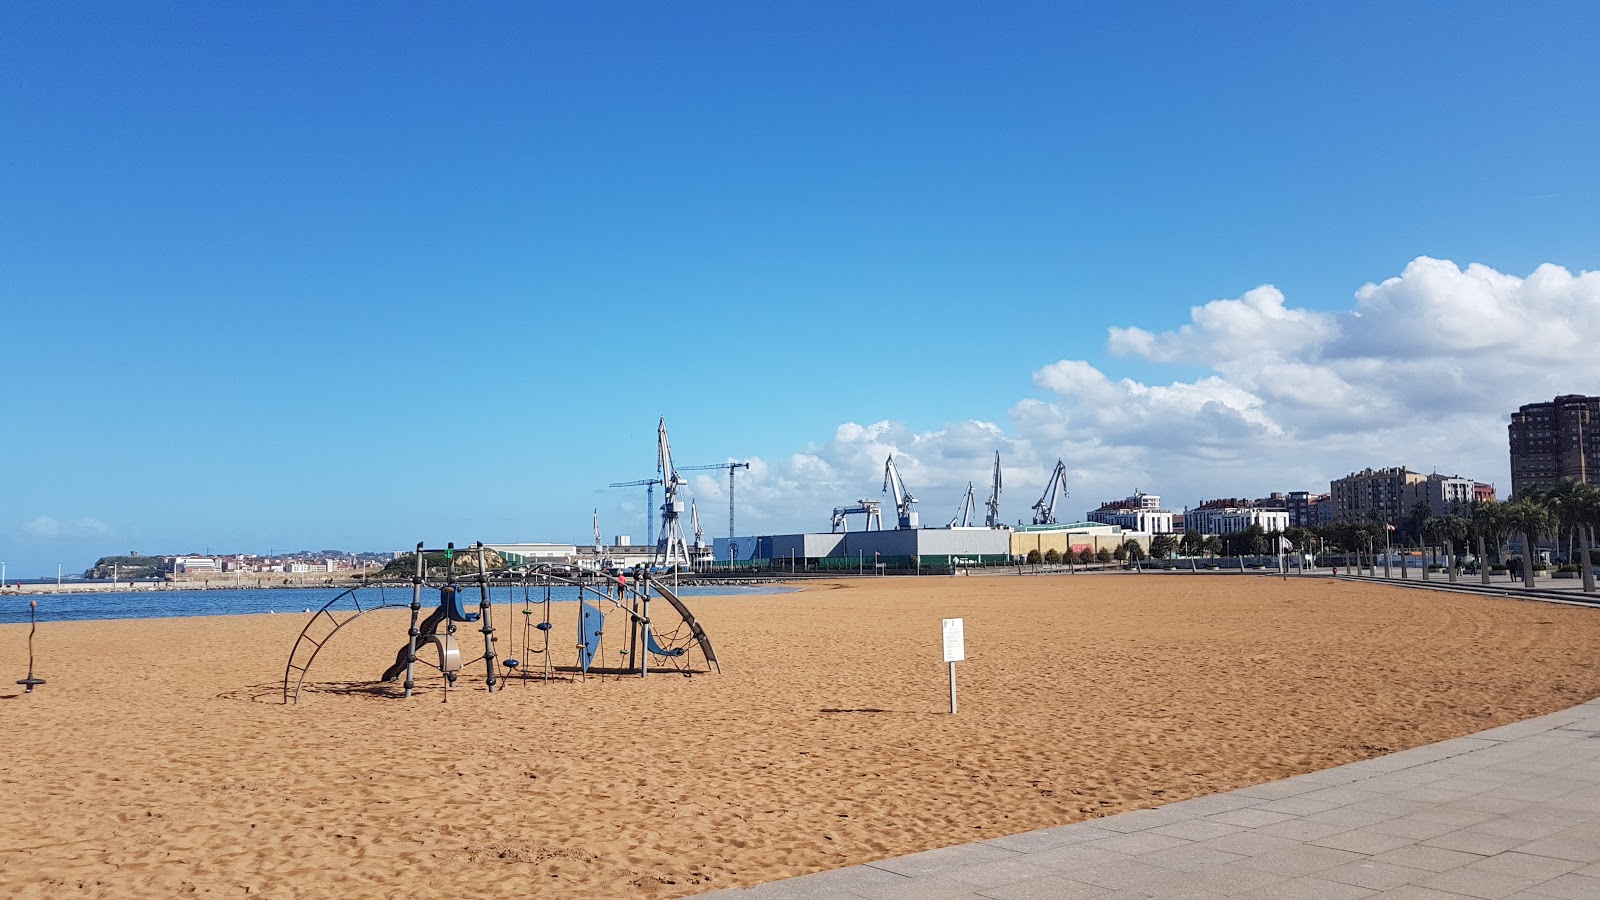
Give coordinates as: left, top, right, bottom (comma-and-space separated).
593, 509, 602, 553
949, 482, 977, 528
831, 499, 884, 532
654, 417, 690, 569
607, 477, 663, 547
883, 455, 920, 529
985, 451, 1003, 528
679, 461, 752, 556
1031, 459, 1070, 526
690, 499, 705, 551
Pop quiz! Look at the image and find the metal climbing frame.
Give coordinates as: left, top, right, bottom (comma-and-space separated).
282, 583, 405, 704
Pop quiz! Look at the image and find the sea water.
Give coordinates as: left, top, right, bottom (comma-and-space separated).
0, 583, 793, 625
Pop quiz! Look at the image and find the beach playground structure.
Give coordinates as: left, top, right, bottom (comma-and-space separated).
282, 542, 720, 704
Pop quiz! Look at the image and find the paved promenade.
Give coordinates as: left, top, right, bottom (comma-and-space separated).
702, 699, 1600, 899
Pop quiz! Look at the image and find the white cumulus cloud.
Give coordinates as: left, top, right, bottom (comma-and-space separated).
691, 257, 1598, 532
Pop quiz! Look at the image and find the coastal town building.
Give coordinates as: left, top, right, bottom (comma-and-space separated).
1283, 491, 1333, 528
1183, 498, 1290, 535
1086, 491, 1175, 534
1330, 467, 1426, 525
1509, 393, 1600, 497
1402, 473, 1478, 519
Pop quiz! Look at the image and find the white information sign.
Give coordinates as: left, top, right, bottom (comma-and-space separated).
942, 617, 965, 663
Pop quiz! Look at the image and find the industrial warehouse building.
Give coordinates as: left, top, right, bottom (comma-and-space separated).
714, 521, 1150, 569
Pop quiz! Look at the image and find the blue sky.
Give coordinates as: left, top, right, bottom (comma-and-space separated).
3, 2, 1598, 576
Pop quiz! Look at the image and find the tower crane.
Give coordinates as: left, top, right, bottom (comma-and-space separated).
882, 455, 920, 529
1032, 459, 1070, 526
679, 461, 752, 557
607, 477, 662, 547
949, 482, 977, 528
986, 451, 1003, 528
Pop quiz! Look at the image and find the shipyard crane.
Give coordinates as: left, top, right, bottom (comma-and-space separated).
831, 499, 884, 533
985, 451, 1003, 528
882, 455, 920, 529
593, 509, 602, 553
949, 482, 977, 528
654, 417, 691, 569
1031, 459, 1070, 526
679, 461, 752, 556
607, 477, 663, 547
690, 499, 705, 550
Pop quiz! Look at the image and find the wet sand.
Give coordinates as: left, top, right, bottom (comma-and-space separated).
3, 574, 1599, 899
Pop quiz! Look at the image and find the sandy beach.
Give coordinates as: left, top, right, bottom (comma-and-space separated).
3, 574, 1599, 899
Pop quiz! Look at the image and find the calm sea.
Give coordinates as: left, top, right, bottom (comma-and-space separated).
0, 583, 792, 625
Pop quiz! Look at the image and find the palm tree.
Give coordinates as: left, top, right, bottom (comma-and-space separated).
1435, 515, 1469, 583
1504, 498, 1555, 589
1470, 500, 1507, 585
1567, 482, 1600, 593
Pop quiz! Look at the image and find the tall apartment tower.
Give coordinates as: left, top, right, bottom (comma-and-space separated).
1508, 394, 1600, 498
1329, 467, 1426, 524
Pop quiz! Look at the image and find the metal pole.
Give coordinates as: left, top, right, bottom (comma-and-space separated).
403, 542, 424, 698
1383, 526, 1392, 578
948, 661, 957, 714
476, 543, 497, 692
640, 572, 650, 679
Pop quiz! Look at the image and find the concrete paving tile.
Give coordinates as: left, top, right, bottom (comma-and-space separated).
1204, 807, 1300, 828
1319, 860, 1436, 891
1418, 867, 1551, 899
1195, 831, 1304, 857
1235, 876, 1378, 900
1083, 831, 1194, 856
1259, 797, 1351, 817
1302, 787, 1395, 807
851, 874, 992, 900
1126, 863, 1290, 897
1395, 788, 1481, 805
868, 846, 1009, 878
943, 858, 1063, 889
1409, 807, 1502, 827
1234, 779, 1328, 800
1134, 843, 1246, 873
1232, 846, 1365, 877
1147, 820, 1247, 842
972, 874, 1112, 900
1311, 828, 1420, 855
1515, 835, 1600, 864
1371, 845, 1489, 873
1310, 806, 1401, 829
1422, 830, 1533, 856
777, 865, 904, 889
985, 825, 1121, 853
1522, 873, 1600, 899
1464, 852, 1582, 881
1056, 859, 1175, 891
1255, 819, 1359, 842
1354, 798, 1439, 818
1370, 889, 1485, 899
739, 878, 873, 899
1090, 808, 1195, 834
1157, 793, 1263, 817
1025, 845, 1133, 873
1464, 820, 1569, 841
1452, 795, 1539, 815
1367, 818, 1468, 840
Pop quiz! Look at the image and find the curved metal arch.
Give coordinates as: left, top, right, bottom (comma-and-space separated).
520, 570, 720, 673
282, 585, 407, 705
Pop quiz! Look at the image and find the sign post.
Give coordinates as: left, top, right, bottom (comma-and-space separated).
941, 617, 964, 714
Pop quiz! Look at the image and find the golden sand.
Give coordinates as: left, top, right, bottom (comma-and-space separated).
3, 574, 1599, 899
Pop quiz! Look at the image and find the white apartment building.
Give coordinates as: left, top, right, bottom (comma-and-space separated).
1087, 491, 1175, 534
